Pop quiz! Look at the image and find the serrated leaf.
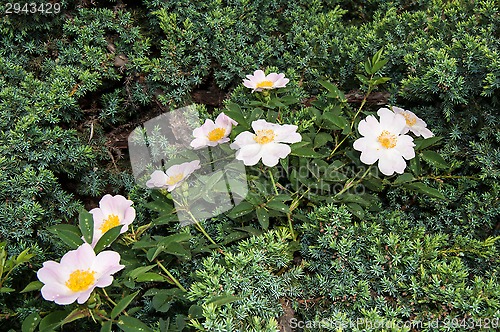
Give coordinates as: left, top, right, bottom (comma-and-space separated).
22, 312, 41, 332
111, 291, 140, 319
61, 308, 87, 326
403, 182, 445, 199
93, 225, 122, 253
152, 293, 172, 312
79, 210, 94, 244
117, 316, 154, 332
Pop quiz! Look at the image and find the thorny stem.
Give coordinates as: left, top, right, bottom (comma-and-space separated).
268, 170, 279, 195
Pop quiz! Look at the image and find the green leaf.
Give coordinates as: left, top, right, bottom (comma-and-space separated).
100, 321, 112, 332
290, 147, 323, 158
415, 136, 442, 150
206, 295, 243, 307
111, 291, 140, 319
136, 272, 167, 283
227, 201, 254, 218
409, 156, 421, 176
394, 173, 415, 184
356, 73, 370, 85
226, 102, 249, 128
313, 133, 333, 148
93, 225, 122, 253
21, 280, 43, 293
39, 310, 67, 332
117, 316, 154, 332
404, 182, 445, 199
61, 308, 87, 326
128, 265, 156, 279
48, 224, 83, 249
346, 203, 365, 219
371, 58, 388, 74
322, 113, 349, 131
0, 287, 15, 293
256, 207, 269, 229
362, 178, 384, 192
152, 293, 172, 312
144, 200, 173, 213
79, 210, 94, 245
188, 305, 204, 319
266, 200, 290, 213
22, 312, 41, 332
421, 150, 449, 169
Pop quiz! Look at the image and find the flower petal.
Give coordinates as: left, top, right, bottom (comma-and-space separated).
261, 143, 291, 167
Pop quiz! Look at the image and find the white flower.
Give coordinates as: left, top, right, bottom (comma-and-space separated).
243, 70, 289, 92
353, 108, 416, 176
230, 119, 301, 167
88, 194, 136, 248
37, 243, 124, 305
190, 112, 238, 149
146, 160, 201, 191
391, 106, 434, 138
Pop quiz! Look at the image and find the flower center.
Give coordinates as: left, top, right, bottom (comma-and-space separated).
377, 130, 397, 149
254, 129, 276, 144
402, 112, 417, 126
166, 173, 184, 186
99, 214, 120, 234
65, 269, 96, 292
207, 127, 226, 142
256, 80, 274, 89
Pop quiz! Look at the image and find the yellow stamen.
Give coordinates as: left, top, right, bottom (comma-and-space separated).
99, 214, 120, 234
166, 173, 184, 186
401, 112, 417, 126
65, 269, 96, 292
207, 127, 226, 142
377, 130, 397, 149
254, 129, 276, 144
256, 80, 274, 89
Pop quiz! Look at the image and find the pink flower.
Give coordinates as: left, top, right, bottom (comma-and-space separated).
243, 70, 289, 92
88, 194, 136, 248
146, 160, 201, 191
37, 243, 124, 305
190, 112, 238, 149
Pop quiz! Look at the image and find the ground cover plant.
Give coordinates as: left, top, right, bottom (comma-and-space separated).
0, 0, 499, 331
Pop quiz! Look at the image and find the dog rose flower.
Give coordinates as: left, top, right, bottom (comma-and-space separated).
392, 106, 434, 138
88, 194, 136, 248
146, 160, 201, 191
243, 70, 289, 92
37, 243, 124, 305
190, 112, 238, 149
230, 119, 301, 167
353, 108, 415, 176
